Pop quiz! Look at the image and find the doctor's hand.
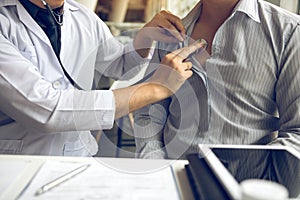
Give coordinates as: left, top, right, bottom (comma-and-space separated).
113, 40, 205, 119
148, 39, 206, 96
142, 10, 186, 43
134, 10, 186, 57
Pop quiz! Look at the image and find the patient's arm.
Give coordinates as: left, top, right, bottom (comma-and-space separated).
269, 25, 300, 153
134, 98, 170, 159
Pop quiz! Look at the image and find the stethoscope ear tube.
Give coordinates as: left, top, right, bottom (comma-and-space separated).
40, 0, 64, 26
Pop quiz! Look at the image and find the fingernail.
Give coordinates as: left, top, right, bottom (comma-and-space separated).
180, 36, 185, 41
179, 33, 186, 42
197, 38, 207, 49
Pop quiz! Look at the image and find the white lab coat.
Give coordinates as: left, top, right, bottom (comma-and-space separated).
0, 0, 147, 155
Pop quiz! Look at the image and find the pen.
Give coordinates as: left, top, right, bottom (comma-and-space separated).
35, 164, 90, 196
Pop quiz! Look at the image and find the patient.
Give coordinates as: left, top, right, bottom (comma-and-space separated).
133, 0, 300, 159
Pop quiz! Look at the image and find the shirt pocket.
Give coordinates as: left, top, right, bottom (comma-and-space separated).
63, 140, 92, 157
0, 140, 23, 154
20, 45, 38, 67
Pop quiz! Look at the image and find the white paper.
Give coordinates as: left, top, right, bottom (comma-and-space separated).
0, 160, 29, 194
20, 160, 180, 200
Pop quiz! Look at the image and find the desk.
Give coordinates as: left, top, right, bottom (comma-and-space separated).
0, 155, 193, 200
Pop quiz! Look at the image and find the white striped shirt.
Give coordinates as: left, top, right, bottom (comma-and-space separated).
134, 0, 300, 159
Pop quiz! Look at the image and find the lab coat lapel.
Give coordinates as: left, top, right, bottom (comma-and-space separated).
16, 1, 52, 49
60, 3, 73, 75
60, 3, 89, 90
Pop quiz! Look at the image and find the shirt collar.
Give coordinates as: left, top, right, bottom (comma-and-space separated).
183, 0, 261, 28
233, 0, 260, 23
19, 0, 65, 17
180, 0, 261, 54
19, 0, 42, 18
182, 1, 202, 29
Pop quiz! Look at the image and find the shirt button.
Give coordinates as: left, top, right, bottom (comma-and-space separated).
52, 81, 61, 89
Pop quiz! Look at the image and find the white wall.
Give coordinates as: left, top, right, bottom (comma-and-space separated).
279, 0, 299, 13
265, 0, 299, 13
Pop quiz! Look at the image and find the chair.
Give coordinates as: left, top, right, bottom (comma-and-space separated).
115, 113, 135, 157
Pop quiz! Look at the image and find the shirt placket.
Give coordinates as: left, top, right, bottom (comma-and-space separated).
180, 34, 211, 131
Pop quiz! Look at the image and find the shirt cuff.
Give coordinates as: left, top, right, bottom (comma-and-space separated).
94, 90, 115, 129
126, 41, 154, 62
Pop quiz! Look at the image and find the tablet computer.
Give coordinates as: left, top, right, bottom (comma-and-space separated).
186, 145, 300, 199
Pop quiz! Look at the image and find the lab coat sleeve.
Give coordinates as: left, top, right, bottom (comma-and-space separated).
270, 23, 300, 153
94, 19, 151, 81
0, 33, 115, 133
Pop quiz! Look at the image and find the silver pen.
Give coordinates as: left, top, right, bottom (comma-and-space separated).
35, 164, 90, 196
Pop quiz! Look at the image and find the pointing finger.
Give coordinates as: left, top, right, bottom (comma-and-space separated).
171, 39, 207, 60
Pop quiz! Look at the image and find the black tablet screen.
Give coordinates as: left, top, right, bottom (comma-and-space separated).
211, 148, 300, 198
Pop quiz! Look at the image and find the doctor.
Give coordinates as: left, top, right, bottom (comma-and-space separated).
0, 0, 204, 156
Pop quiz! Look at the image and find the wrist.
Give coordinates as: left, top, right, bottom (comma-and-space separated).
133, 29, 153, 58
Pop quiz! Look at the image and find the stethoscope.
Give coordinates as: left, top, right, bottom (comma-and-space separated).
40, 0, 64, 26
40, 0, 79, 88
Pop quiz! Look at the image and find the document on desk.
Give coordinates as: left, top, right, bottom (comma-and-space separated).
0, 158, 44, 200
0, 160, 27, 194
0, 159, 30, 200
20, 159, 180, 200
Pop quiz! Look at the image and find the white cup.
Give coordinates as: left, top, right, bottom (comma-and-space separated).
240, 179, 289, 200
